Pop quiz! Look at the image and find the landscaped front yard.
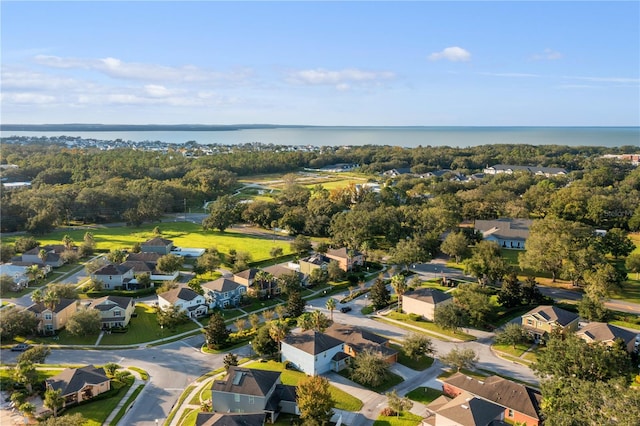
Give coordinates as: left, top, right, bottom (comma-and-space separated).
373, 411, 423, 426
380, 311, 476, 341
63, 374, 135, 426
405, 386, 443, 404
390, 343, 434, 371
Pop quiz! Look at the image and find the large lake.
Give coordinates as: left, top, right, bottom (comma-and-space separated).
2, 126, 639, 148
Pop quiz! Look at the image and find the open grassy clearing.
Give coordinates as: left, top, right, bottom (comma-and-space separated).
405, 386, 443, 404
373, 411, 423, 426
245, 360, 363, 411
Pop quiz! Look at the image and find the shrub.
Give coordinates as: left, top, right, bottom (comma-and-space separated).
380, 407, 396, 416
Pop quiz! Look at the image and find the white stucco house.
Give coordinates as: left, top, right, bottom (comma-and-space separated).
280, 330, 348, 375
157, 286, 207, 318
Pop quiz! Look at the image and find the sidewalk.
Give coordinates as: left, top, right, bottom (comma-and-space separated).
104, 368, 148, 426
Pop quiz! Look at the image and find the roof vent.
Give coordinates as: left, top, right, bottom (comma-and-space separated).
461, 404, 469, 409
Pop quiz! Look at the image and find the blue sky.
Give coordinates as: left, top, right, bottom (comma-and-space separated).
1, 1, 639, 126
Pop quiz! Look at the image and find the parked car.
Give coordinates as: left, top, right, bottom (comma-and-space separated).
340, 306, 352, 313
10, 343, 31, 352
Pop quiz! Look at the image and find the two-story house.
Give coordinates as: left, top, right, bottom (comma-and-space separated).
201, 278, 246, 309
140, 237, 174, 255
89, 295, 135, 329
576, 322, 638, 353
158, 286, 208, 318
325, 247, 364, 272
280, 330, 347, 375
402, 288, 453, 321
521, 305, 579, 342
18, 245, 65, 267
26, 298, 78, 335
91, 264, 135, 290
324, 322, 398, 363
211, 367, 298, 423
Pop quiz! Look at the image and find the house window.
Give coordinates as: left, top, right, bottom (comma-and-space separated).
248, 396, 255, 404
114, 311, 121, 316
45, 325, 54, 331
234, 394, 240, 403
44, 313, 52, 320
508, 409, 514, 418
526, 319, 533, 326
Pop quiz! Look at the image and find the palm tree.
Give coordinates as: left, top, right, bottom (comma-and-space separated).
31, 288, 44, 304
325, 298, 337, 321
43, 388, 65, 417
275, 304, 287, 320
43, 291, 60, 311
62, 234, 74, 251
269, 320, 289, 353
254, 270, 274, 297
391, 274, 407, 312
38, 249, 48, 264
25, 265, 41, 285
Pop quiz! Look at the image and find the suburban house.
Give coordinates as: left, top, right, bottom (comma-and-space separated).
158, 286, 208, 318
195, 412, 265, 426
140, 237, 174, 254
298, 254, 330, 276
16, 245, 65, 267
441, 372, 543, 426
27, 298, 78, 335
425, 391, 507, 426
210, 367, 298, 423
91, 264, 135, 290
483, 164, 568, 177
324, 322, 398, 363
89, 295, 136, 329
576, 322, 639, 353
0, 263, 30, 289
126, 252, 162, 263
121, 259, 180, 283
201, 278, 247, 309
402, 288, 453, 321
325, 247, 364, 272
521, 305, 579, 341
382, 168, 413, 178
45, 366, 111, 407
474, 218, 533, 250
280, 330, 347, 375
233, 268, 261, 288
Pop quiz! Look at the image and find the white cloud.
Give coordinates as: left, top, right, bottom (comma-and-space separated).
566, 75, 639, 84
0, 92, 56, 104
286, 68, 395, 89
428, 46, 471, 62
531, 48, 563, 61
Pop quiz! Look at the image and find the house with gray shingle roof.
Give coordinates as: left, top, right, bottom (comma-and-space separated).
474, 218, 533, 250
522, 305, 579, 341
281, 330, 346, 375
483, 164, 567, 177
91, 263, 134, 290
577, 322, 638, 353
425, 390, 507, 426
211, 367, 298, 423
402, 287, 453, 321
140, 237, 174, 254
201, 278, 246, 309
45, 365, 111, 407
27, 298, 78, 335
89, 295, 135, 328
324, 322, 398, 363
158, 286, 207, 318
195, 412, 265, 426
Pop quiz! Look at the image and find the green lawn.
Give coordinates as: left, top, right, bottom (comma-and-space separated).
99, 304, 200, 346
390, 343, 434, 371
491, 343, 532, 357
405, 386, 443, 404
245, 361, 363, 411
4, 222, 293, 262
27, 328, 98, 346
337, 368, 404, 393
382, 311, 477, 341
178, 409, 199, 426
373, 411, 423, 426
64, 376, 134, 426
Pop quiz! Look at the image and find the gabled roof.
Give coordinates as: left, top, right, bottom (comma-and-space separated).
326, 247, 362, 260
196, 413, 265, 426
233, 268, 260, 281
576, 322, 638, 346
523, 305, 578, 327
300, 254, 330, 266
261, 265, 300, 279
202, 278, 242, 293
93, 263, 133, 276
27, 298, 76, 314
141, 237, 173, 246
432, 391, 505, 426
283, 330, 343, 355
404, 287, 452, 304
486, 164, 567, 175
89, 295, 133, 311
121, 260, 154, 274
474, 219, 533, 241
324, 322, 396, 358
45, 366, 109, 396
443, 372, 542, 420
212, 367, 280, 397
159, 287, 202, 304
126, 252, 162, 262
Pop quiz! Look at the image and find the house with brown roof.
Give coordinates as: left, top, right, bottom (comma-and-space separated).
91, 263, 134, 290
424, 391, 508, 426
402, 288, 453, 321
521, 305, 579, 341
325, 247, 364, 272
474, 218, 533, 250
324, 322, 398, 363
27, 298, 78, 335
202, 278, 247, 309
280, 330, 347, 375
140, 237, 174, 254
89, 295, 135, 328
441, 372, 543, 426
158, 286, 208, 318
576, 322, 638, 353
233, 268, 260, 288
211, 367, 298, 423
45, 366, 111, 407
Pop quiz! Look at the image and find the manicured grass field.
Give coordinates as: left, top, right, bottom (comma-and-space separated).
245, 360, 363, 411
405, 386, 443, 404
373, 411, 423, 426
4, 222, 292, 262
491, 342, 532, 358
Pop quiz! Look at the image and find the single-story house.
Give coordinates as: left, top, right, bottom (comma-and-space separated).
89, 295, 136, 328
27, 298, 78, 335
521, 305, 579, 341
201, 278, 246, 309
140, 237, 174, 255
195, 413, 265, 426
441, 372, 543, 426
211, 367, 298, 423
324, 322, 398, 363
158, 286, 208, 318
91, 264, 134, 290
576, 322, 638, 353
45, 366, 111, 407
280, 330, 347, 375
325, 247, 364, 272
474, 218, 533, 250
402, 288, 453, 321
